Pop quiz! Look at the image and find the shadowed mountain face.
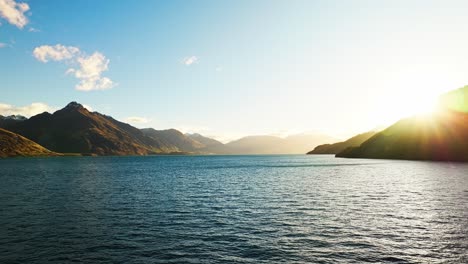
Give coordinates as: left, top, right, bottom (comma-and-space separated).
338, 86, 468, 161
0, 128, 59, 158
0, 102, 170, 155
308, 131, 377, 154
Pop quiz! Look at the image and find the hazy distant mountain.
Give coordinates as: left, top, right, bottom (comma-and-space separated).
283, 134, 338, 154
338, 86, 468, 161
186, 133, 228, 154
224, 135, 284, 154
0, 128, 59, 158
0, 102, 170, 155
307, 131, 377, 154
186, 133, 224, 148
141, 128, 204, 152
224, 134, 336, 154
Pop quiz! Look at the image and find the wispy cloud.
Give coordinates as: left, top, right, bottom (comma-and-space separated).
33, 44, 116, 91
182, 56, 199, 66
0, 102, 55, 117
0, 0, 29, 29
0, 42, 7, 48
28, 27, 40, 32
125, 116, 149, 124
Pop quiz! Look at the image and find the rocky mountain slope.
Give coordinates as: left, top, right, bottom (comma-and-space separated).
0, 128, 60, 158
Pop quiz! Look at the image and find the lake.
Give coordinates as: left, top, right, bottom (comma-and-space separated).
0, 155, 467, 263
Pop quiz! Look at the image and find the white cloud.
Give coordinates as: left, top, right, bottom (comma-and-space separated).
0, 0, 29, 29
33, 44, 116, 91
215, 66, 223, 72
125, 116, 149, 124
0, 102, 55, 117
33, 44, 79, 62
67, 52, 115, 91
0, 42, 6, 48
183, 56, 198, 66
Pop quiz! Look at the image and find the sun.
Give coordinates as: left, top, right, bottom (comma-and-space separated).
369, 89, 440, 128
400, 93, 439, 116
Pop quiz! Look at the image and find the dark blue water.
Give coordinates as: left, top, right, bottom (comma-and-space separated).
0, 155, 467, 263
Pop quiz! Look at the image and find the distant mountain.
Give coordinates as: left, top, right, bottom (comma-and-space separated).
141, 128, 203, 153
0, 128, 59, 158
283, 134, 338, 154
0, 102, 170, 155
337, 86, 468, 161
307, 131, 376, 154
0, 115, 27, 128
186, 133, 224, 148
224, 135, 284, 154
224, 134, 336, 154
186, 133, 228, 154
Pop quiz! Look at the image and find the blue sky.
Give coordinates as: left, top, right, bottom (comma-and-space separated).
2, 0, 468, 141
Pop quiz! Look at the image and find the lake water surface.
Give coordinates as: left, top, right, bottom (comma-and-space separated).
0, 155, 467, 263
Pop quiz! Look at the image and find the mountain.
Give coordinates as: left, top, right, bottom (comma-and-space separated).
141, 128, 203, 153
0, 128, 59, 158
337, 86, 468, 161
224, 135, 285, 154
307, 131, 377, 154
224, 134, 336, 154
283, 134, 338, 154
0, 115, 27, 128
186, 133, 227, 154
186, 133, 224, 148
0, 102, 170, 155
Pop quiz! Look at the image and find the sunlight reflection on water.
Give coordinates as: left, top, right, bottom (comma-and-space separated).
0, 155, 467, 263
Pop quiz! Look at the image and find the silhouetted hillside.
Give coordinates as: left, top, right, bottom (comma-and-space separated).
338, 86, 468, 161
308, 131, 376, 154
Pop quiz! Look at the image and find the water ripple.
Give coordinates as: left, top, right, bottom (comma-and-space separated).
0, 155, 467, 263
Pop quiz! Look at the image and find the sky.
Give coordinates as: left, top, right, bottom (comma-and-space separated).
2, 0, 468, 142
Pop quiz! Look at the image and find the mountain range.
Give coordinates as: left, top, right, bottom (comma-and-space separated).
3, 85, 467, 160
0, 102, 333, 157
